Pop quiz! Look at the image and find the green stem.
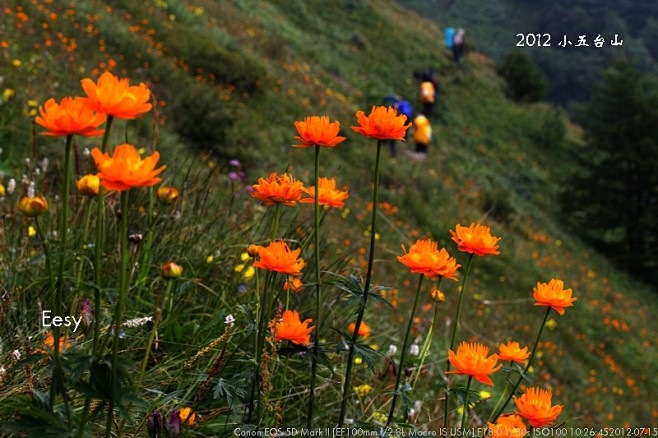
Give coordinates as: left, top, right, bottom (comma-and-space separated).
254, 271, 274, 424
413, 277, 443, 389
308, 144, 321, 428
461, 375, 473, 431
489, 306, 551, 424
443, 252, 474, 429
105, 190, 129, 438
338, 139, 383, 427
271, 202, 281, 241
138, 281, 171, 386
387, 274, 424, 425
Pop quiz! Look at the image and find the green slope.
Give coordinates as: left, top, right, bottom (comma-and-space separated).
1, 0, 656, 430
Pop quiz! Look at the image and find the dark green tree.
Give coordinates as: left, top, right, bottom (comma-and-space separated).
562, 60, 658, 283
498, 50, 548, 102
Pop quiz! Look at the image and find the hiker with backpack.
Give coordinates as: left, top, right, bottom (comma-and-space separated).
412, 113, 432, 160
419, 73, 436, 119
453, 28, 465, 64
381, 95, 414, 157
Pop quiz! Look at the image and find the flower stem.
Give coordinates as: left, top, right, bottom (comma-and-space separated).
308, 144, 321, 428
489, 306, 551, 424
461, 375, 473, 431
443, 252, 474, 429
138, 280, 171, 386
338, 139, 383, 426
387, 273, 424, 425
105, 189, 130, 438
413, 277, 442, 389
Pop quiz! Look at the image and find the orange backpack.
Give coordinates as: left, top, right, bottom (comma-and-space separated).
420, 81, 435, 104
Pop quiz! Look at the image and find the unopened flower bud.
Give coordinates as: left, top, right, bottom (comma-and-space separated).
77, 174, 100, 196
161, 261, 183, 279
431, 288, 446, 303
246, 244, 261, 258
17, 195, 49, 217
156, 186, 180, 205
146, 409, 163, 438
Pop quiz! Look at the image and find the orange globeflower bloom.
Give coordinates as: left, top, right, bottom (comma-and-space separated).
81, 71, 152, 119
77, 174, 100, 196
450, 223, 501, 256
487, 414, 528, 438
446, 341, 502, 386
348, 321, 371, 339
351, 106, 412, 141
299, 177, 349, 208
293, 115, 347, 148
533, 279, 576, 316
17, 195, 49, 217
251, 172, 304, 206
275, 309, 314, 346
178, 407, 196, 425
91, 144, 166, 191
498, 341, 530, 364
40, 332, 71, 353
397, 239, 460, 279
36, 96, 106, 137
283, 277, 303, 293
253, 241, 304, 276
514, 387, 563, 428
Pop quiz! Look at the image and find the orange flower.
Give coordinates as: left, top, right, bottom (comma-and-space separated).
80, 71, 152, 119
274, 309, 314, 346
156, 186, 180, 204
299, 177, 349, 208
533, 279, 576, 316
36, 96, 106, 137
450, 223, 501, 256
17, 196, 49, 217
293, 115, 346, 148
283, 277, 303, 293
397, 239, 460, 279
161, 261, 183, 279
348, 321, 371, 339
446, 341, 502, 386
77, 174, 100, 196
91, 144, 166, 191
40, 332, 71, 353
514, 387, 563, 428
251, 172, 304, 206
253, 241, 304, 276
487, 414, 528, 438
178, 406, 196, 425
498, 341, 530, 364
351, 106, 412, 141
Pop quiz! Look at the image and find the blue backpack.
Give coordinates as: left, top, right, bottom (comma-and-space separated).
396, 100, 413, 120
445, 27, 455, 49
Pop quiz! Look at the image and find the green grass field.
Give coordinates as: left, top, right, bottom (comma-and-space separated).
0, 0, 656, 435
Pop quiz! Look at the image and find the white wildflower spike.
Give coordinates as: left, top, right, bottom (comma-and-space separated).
224, 314, 235, 326
122, 316, 153, 328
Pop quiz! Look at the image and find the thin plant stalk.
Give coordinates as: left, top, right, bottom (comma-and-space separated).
387, 273, 424, 425
338, 139, 383, 426
308, 144, 321, 428
105, 189, 130, 438
488, 307, 551, 424
412, 277, 443, 388
137, 280, 172, 386
443, 252, 474, 429
460, 375, 473, 430
79, 115, 114, 438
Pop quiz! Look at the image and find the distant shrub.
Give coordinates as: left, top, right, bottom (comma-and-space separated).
498, 50, 548, 102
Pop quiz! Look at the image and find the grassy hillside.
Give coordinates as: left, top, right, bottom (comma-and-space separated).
398, 0, 658, 105
1, 0, 656, 433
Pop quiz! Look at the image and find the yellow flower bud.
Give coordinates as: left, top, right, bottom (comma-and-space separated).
161, 261, 183, 279
157, 186, 180, 205
247, 244, 261, 258
17, 196, 49, 217
77, 174, 100, 196
431, 288, 446, 303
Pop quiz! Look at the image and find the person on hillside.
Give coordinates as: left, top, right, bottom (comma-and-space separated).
411, 113, 432, 160
419, 74, 436, 119
453, 28, 465, 64
396, 98, 413, 141
382, 96, 414, 157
